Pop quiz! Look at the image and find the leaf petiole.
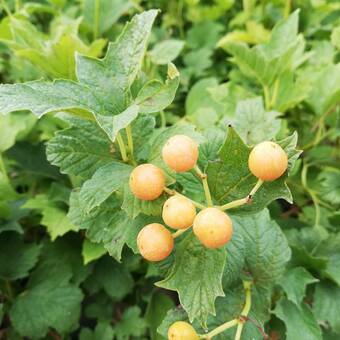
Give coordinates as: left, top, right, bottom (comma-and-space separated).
0, 153, 9, 182
194, 165, 213, 207
116, 132, 128, 162
125, 124, 136, 165
219, 179, 263, 211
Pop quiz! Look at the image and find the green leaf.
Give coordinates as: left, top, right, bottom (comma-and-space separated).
318, 168, 340, 205
24, 194, 78, 240
84, 256, 133, 300
224, 11, 302, 87
233, 97, 281, 145
0, 17, 105, 79
232, 209, 291, 287
113, 306, 147, 340
122, 183, 166, 218
10, 238, 84, 338
0, 233, 40, 280
313, 282, 340, 334
156, 233, 226, 327
207, 127, 300, 214
222, 228, 245, 289
80, 321, 114, 340
83, 0, 134, 36
278, 267, 318, 305
79, 162, 132, 213
135, 64, 180, 114
273, 298, 322, 340
150, 39, 185, 65
46, 115, 115, 180
306, 64, 340, 115
0, 112, 36, 152
82, 239, 107, 265
145, 291, 175, 340
0, 11, 159, 141
94, 104, 140, 142
68, 192, 151, 261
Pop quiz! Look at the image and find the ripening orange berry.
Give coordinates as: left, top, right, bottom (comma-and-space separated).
193, 208, 233, 249
168, 321, 199, 340
129, 164, 165, 200
162, 135, 199, 172
162, 195, 196, 230
137, 223, 174, 261
248, 141, 288, 181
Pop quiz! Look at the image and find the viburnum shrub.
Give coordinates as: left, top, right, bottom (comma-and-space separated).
0, 8, 314, 340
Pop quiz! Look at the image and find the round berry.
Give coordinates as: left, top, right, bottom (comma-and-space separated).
193, 208, 233, 249
168, 321, 199, 340
129, 164, 165, 200
137, 223, 174, 262
248, 141, 288, 181
162, 135, 199, 172
162, 196, 196, 230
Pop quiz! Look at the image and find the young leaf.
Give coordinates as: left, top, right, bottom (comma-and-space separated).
82, 239, 107, 265
150, 39, 185, 65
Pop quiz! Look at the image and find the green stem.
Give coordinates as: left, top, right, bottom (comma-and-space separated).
125, 125, 136, 165
116, 133, 128, 162
164, 187, 206, 210
249, 179, 264, 197
160, 110, 166, 128
199, 281, 252, 339
172, 227, 191, 239
15, 0, 21, 12
93, 0, 100, 39
0, 153, 9, 182
234, 281, 252, 340
194, 165, 213, 207
201, 319, 238, 339
219, 179, 263, 211
284, 0, 292, 18
219, 197, 249, 211
5, 280, 14, 302
270, 79, 280, 109
263, 85, 271, 110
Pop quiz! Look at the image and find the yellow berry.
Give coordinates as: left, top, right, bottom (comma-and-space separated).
168, 321, 199, 340
129, 164, 165, 200
162, 135, 199, 172
193, 208, 233, 249
248, 141, 288, 181
137, 223, 174, 262
162, 196, 196, 230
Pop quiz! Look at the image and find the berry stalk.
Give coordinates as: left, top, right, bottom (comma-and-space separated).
194, 165, 213, 207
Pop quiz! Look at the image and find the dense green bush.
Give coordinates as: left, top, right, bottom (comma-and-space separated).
0, 0, 339, 339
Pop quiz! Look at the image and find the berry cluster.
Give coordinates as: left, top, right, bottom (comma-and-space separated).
129, 135, 288, 263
